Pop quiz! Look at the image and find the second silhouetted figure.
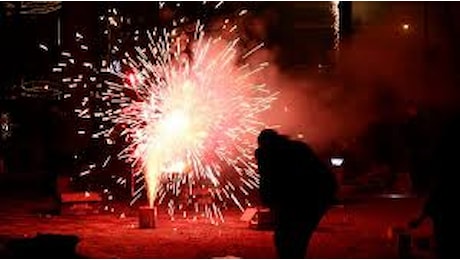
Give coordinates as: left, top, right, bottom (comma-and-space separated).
256, 129, 337, 258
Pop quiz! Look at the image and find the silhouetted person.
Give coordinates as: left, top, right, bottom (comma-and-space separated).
256, 129, 337, 258
409, 116, 460, 258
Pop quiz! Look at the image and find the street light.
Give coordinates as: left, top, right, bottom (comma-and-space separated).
402, 23, 410, 31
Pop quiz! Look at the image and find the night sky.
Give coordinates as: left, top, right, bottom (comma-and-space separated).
1, 2, 460, 258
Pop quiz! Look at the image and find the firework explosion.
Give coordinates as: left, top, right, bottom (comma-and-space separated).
111, 23, 276, 216
52, 4, 276, 223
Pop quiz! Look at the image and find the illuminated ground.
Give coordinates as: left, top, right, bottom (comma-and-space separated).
0, 196, 434, 258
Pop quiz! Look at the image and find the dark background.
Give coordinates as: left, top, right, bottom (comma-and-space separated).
1, 1, 460, 198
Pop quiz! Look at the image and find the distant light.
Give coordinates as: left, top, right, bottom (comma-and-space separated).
379, 193, 412, 199
402, 23, 410, 31
330, 157, 344, 167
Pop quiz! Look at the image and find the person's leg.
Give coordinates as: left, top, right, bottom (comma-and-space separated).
274, 224, 290, 258
289, 228, 313, 258
274, 209, 299, 258
275, 228, 309, 258
274, 214, 321, 258
294, 214, 323, 258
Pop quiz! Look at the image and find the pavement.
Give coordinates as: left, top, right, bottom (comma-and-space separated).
0, 195, 435, 258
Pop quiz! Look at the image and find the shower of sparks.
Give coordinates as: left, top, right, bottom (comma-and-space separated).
51, 6, 277, 223
107, 20, 277, 218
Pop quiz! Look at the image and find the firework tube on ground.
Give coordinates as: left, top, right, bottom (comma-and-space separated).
139, 206, 157, 229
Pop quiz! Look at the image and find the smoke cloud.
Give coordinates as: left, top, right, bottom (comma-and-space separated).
247, 3, 460, 151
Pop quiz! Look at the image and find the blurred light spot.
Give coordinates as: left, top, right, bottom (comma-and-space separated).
330, 157, 344, 167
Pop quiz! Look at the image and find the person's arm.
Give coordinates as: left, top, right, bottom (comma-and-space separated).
256, 149, 273, 207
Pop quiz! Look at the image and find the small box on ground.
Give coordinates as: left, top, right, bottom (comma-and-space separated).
241, 207, 275, 230
60, 192, 102, 215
